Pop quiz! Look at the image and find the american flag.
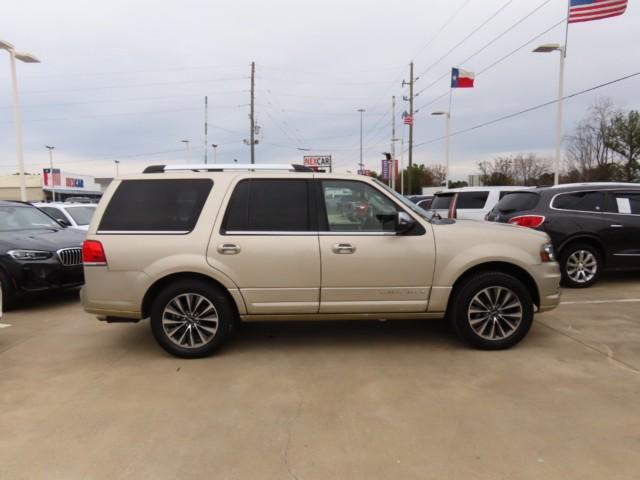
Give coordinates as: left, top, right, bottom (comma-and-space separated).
568, 0, 628, 23
402, 111, 413, 126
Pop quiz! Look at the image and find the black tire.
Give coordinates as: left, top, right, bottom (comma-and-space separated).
449, 272, 534, 350
559, 243, 602, 288
150, 279, 236, 358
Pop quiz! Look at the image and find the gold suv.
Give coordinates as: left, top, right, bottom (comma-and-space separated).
81, 164, 561, 358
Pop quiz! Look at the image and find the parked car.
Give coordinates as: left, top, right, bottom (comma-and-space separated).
0, 201, 85, 308
407, 195, 434, 210
485, 183, 640, 288
81, 163, 560, 358
35, 202, 97, 231
431, 186, 532, 220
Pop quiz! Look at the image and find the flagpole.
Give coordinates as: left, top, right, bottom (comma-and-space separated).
446, 86, 453, 189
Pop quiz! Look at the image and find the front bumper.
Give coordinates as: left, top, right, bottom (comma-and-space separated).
2, 257, 84, 293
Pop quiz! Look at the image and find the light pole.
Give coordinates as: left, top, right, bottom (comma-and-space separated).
45, 146, 56, 202
211, 144, 218, 163
432, 111, 451, 188
181, 139, 190, 163
114, 160, 120, 177
534, 43, 565, 186
1, 40, 40, 202
358, 109, 365, 173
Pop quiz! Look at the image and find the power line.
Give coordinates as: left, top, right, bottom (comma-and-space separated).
415, 0, 555, 98
414, 17, 566, 114
415, 0, 514, 80
412, 71, 640, 148
412, 0, 472, 61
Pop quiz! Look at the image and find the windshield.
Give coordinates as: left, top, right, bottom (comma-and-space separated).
372, 179, 434, 221
65, 206, 96, 226
0, 205, 61, 231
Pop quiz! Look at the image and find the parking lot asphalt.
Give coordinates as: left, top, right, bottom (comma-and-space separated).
1, 274, 639, 480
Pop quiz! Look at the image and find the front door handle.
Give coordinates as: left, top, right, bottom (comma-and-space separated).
217, 243, 241, 255
332, 243, 356, 254
610, 224, 624, 228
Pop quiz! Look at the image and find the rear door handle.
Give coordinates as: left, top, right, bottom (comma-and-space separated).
610, 224, 624, 228
332, 243, 356, 254
217, 243, 241, 255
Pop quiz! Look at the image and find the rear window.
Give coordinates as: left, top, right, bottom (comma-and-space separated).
431, 193, 454, 209
552, 191, 602, 212
496, 192, 540, 212
223, 179, 311, 232
99, 179, 212, 232
457, 191, 489, 209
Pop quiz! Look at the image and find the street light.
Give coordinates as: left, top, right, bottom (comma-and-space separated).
357, 109, 365, 173
45, 146, 56, 202
181, 139, 190, 163
114, 160, 120, 177
211, 144, 218, 163
533, 43, 564, 186
432, 110, 451, 188
1, 40, 40, 201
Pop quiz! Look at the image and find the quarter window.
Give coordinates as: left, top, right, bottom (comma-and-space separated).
553, 191, 603, 212
457, 191, 489, 209
98, 179, 212, 232
322, 180, 398, 232
223, 179, 311, 232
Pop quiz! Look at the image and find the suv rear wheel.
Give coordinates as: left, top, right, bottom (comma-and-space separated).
449, 272, 534, 350
559, 243, 602, 288
150, 280, 235, 358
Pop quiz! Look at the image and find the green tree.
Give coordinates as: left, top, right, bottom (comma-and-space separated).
605, 110, 640, 182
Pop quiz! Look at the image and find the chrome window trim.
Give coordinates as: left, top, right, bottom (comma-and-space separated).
96, 230, 190, 235
613, 253, 640, 257
223, 230, 398, 236
549, 188, 640, 216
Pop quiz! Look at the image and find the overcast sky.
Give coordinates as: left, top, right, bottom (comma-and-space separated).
1, 0, 639, 180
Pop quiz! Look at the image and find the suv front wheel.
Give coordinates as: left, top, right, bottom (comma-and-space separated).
150, 279, 235, 358
449, 272, 534, 350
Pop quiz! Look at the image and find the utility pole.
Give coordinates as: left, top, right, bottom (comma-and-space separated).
204, 96, 208, 164
250, 61, 256, 164
114, 160, 120, 177
45, 145, 55, 202
408, 61, 414, 194
358, 109, 365, 172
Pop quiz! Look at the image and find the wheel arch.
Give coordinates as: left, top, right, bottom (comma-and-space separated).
448, 261, 540, 311
141, 272, 242, 319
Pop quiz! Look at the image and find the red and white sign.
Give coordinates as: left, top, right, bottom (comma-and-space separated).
303, 155, 331, 171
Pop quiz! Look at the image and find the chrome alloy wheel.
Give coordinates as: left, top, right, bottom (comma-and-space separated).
162, 293, 219, 349
566, 250, 597, 284
467, 286, 523, 341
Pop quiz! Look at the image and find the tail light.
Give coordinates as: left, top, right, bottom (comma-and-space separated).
447, 194, 458, 219
82, 240, 107, 265
508, 215, 545, 229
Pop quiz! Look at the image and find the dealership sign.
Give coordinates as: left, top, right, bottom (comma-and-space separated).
42, 169, 100, 193
303, 155, 331, 171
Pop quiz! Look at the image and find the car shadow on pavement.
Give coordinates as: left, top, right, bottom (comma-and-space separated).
9, 288, 81, 312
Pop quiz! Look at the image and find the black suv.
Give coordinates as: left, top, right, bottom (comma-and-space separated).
0, 201, 85, 307
486, 183, 640, 288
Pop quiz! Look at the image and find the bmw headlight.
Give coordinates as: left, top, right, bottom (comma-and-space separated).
7, 250, 53, 261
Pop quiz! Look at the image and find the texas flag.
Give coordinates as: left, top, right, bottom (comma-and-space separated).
451, 68, 475, 88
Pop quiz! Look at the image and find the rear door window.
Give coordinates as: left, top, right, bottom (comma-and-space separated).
605, 191, 640, 215
223, 179, 312, 232
553, 191, 603, 212
457, 191, 489, 209
98, 179, 213, 232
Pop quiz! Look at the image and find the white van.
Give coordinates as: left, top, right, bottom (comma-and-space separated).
431, 186, 533, 220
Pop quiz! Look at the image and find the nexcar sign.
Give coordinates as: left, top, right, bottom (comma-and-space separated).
303, 155, 331, 171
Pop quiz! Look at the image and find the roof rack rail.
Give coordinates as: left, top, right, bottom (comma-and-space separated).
143, 163, 313, 173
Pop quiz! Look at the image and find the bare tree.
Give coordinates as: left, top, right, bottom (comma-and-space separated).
426, 164, 446, 186
478, 157, 514, 186
512, 153, 551, 185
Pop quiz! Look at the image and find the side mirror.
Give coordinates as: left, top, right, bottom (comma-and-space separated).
57, 219, 70, 227
395, 211, 416, 234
